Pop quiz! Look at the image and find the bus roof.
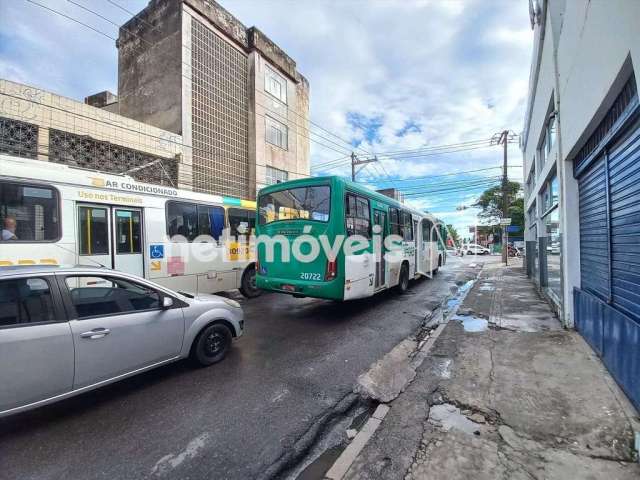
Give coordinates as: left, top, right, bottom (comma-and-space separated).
0, 154, 256, 209
258, 175, 434, 219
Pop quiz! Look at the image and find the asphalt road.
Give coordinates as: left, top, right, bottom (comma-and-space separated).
0, 257, 472, 480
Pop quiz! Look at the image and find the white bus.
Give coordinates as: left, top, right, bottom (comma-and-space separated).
0, 154, 260, 297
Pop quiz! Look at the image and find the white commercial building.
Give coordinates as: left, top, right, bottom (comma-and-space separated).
522, 0, 640, 410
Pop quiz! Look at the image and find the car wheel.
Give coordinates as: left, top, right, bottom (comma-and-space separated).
396, 263, 409, 293
239, 265, 262, 298
191, 323, 233, 366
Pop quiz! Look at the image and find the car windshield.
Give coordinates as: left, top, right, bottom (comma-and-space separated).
258, 185, 330, 224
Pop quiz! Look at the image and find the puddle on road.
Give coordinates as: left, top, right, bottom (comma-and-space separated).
428, 404, 480, 435
453, 315, 488, 332
478, 283, 494, 292
445, 280, 476, 312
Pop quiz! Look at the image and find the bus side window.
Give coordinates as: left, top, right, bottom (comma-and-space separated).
0, 181, 60, 242
422, 220, 433, 243
228, 208, 255, 237
197, 205, 224, 241
166, 201, 198, 241
345, 194, 370, 239
389, 208, 401, 236
402, 211, 414, 241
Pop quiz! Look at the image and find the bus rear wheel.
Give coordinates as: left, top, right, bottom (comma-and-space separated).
396, 262, 409, 293
239, 265, 262, 298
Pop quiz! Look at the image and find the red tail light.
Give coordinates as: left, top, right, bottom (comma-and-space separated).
326, 259, 337, 281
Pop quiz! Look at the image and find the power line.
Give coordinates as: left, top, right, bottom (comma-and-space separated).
24, 0, 117, 40
25, 0, 363, 159
402, 180, 501, 197
364, 166, 523, 184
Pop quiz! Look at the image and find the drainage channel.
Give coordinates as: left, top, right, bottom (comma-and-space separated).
294, 401, 378, 480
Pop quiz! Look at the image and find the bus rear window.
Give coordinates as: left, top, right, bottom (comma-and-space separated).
259, 186, 330, 224
0, 181, 59, 242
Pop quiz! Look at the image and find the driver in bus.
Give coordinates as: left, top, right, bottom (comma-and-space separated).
2, 215, 18, 240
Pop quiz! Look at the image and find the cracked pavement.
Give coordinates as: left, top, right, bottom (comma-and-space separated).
344, 258, 640, 480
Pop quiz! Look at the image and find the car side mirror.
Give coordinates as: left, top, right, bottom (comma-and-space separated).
162, 296, 174, 309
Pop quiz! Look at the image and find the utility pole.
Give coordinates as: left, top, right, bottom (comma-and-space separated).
351, 152, 357, 182
500, 130, 509, 265
350, 152, 378, 182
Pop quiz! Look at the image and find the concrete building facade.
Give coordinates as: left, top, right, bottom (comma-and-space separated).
0, 78, 185, 187
116, 0, 310, 199
522, 0, 640, 410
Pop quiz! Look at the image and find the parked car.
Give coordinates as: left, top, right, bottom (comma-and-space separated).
463, 244, 491, 255
0, 265, 244, 417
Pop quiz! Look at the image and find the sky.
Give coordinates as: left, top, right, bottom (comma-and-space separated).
0, 0, 533, 237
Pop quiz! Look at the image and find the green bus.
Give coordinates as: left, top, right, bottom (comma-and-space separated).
255, 176, 446, 301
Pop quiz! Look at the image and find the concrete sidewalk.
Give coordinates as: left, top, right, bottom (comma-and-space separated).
340, 259, 640, 480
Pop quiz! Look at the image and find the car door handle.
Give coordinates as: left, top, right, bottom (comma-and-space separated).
80, 328, 111, 339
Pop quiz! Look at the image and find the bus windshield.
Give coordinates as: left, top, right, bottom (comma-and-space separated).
259, 185, 330, 224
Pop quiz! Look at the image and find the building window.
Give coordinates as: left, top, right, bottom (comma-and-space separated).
538, 114, 557, 171
1, 182, 60, 242
546, 115, 556, 154
540, 173, 560, 300
265, 66, 287, 104
266, 116, 288, 150
266, 166, 289, 185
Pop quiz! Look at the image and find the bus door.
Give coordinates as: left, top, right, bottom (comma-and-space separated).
413, 220, 419, 273
77, 205, 144, 277
373, 209, 387, 288
416, 218, 432, 277
77, 204, 112, 269
113, 208, 144, 277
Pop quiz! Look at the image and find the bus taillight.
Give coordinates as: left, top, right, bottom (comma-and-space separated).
326, 259, 337, 281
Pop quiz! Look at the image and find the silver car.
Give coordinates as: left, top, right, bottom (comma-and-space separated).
0, 266, 244, 417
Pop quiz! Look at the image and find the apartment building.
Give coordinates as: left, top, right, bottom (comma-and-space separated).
116, 0, 310, 199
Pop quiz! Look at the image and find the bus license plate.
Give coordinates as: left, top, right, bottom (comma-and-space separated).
282, 284, 296, 292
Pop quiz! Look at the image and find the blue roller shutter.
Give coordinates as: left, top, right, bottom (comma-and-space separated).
578, 155, 609, 301
573, 74, 640, 410
608, 118, 640, 321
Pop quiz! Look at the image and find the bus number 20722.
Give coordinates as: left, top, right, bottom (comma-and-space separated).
300, 272, 322, 281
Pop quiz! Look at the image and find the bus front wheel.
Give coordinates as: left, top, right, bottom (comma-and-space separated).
396, 262, 409, 293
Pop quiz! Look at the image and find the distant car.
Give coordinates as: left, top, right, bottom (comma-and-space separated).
464, 244, 491, 255
0, 265, 244, 417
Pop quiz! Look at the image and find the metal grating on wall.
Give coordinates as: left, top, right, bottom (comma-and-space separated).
48, 129, 178, 186
574, 74, 638, 173
191, 17, 249, 198
0, 117, 39, 159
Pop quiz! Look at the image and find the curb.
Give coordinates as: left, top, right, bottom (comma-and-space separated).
324, 322, 448, 480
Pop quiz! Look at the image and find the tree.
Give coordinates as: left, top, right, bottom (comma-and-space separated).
446, 224, 460, 245
473, 181, 523, 227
